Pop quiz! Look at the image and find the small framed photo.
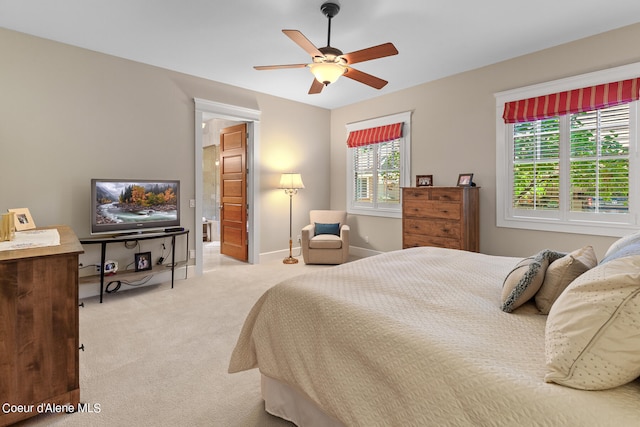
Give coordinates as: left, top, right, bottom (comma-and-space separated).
416, 175, 433, 187
135, 252, 152, 272
8, 208, 36, 231
457, 173, 474, 187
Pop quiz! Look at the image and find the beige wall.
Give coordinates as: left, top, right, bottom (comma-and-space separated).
331, 22, 640, 259
3, 21, 640, 266
0, 28, 330, 268
256, 95, 331, 253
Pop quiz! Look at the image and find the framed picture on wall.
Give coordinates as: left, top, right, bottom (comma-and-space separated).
457, 173, 474, 187
8, 208, 36, 231
416, 175, 433, 187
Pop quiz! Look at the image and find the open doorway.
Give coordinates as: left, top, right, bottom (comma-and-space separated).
201, 117, 245, 271
193, 98, 261, 277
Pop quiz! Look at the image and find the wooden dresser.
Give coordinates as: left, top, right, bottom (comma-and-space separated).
402, 187, 480, 252
0, 226, 83, 426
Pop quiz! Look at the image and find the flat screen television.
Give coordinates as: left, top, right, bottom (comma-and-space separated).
91, 179, 180, 235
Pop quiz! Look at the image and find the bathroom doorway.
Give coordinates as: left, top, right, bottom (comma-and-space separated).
201, 117, 247, 271
194, 98, 261, 276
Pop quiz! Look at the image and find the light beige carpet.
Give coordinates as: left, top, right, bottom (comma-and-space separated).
17, 258, 333, 427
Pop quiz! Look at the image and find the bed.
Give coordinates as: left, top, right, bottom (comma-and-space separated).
228, 243, 640, 426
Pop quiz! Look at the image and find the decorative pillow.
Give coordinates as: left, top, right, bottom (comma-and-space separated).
314, 222, 340, 236
500, 249, 565, 313
545, 255, 640, 390
535, 246, 597, 314
603, 230, 640, 259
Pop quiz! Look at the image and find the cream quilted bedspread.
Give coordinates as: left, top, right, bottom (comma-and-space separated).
229, 247, 640, 426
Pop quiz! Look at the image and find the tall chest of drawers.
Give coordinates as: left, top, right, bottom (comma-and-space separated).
402, 187, 479, 252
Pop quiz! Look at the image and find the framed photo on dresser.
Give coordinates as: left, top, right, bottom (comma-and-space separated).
416, 175, 433, 187
457, 173, 474, 187
8, 208, 36, 231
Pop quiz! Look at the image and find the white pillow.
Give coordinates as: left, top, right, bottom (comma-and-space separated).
545, 255, 640, 390
535, 246, 597, 314
603, 230, 640, 259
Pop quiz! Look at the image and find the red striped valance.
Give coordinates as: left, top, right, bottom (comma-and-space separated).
503, 78, 640, 124
346, 122, 403, 148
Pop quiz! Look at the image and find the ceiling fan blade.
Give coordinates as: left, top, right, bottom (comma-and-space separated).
342, 42, 398, 65
344, 67, 388, 90
308, 78, 325, 94
283, 29, 323, 58
254, 64, 308, 70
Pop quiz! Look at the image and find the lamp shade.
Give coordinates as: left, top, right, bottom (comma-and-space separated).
278, 173, 305, 190
309, 62, 345, 85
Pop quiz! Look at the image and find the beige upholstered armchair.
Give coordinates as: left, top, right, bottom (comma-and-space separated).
301, 210, 350, 265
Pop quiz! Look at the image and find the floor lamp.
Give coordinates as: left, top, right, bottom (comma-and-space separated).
279, 173, 305, 264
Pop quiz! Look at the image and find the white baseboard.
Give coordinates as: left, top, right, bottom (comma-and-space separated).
259, 247, 303, 264
349, 246, 383, 258
258, 245, 381, 264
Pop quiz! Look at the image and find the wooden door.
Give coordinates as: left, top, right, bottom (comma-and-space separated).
219, 123, 248, 261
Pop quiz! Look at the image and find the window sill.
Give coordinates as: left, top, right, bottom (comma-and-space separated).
347, 206, 402, 219
497, 215, 639, 238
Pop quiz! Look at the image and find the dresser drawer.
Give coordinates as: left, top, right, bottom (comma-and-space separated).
403, 187, 462, 202
403, 200, 461, 220
403, 218, 461, 239
403, 234, 461, 250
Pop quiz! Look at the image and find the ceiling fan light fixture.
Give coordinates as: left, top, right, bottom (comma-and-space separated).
254, 1, 398, 93
309, 61, 345, 86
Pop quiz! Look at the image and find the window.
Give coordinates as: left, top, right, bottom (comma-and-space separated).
346, 112, 411, 218
512, 105, 631, 213
496, 64, 640, 237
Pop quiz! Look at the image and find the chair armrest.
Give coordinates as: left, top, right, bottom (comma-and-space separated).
340, 224, 350, 245
301, 224, 314, 244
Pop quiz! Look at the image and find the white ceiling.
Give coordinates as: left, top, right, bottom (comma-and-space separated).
2, 0, 640, 110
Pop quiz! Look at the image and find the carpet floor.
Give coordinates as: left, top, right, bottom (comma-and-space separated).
17, 257, 333, 427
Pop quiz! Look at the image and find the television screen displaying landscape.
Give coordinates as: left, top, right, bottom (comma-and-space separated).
93, 180, 179, 231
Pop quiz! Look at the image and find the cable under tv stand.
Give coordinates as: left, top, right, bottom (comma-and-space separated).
79, 228, 189, 303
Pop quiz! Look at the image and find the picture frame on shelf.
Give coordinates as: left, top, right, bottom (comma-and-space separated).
416, 175, 433, 187
135, 252, 152, 272
457, 173, 474, 187
8, 208, 36, 231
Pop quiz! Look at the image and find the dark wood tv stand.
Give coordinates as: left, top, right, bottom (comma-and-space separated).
79, 229, 189, 303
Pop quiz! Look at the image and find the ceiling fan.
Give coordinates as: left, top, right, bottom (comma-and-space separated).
254, 2, 398, 94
